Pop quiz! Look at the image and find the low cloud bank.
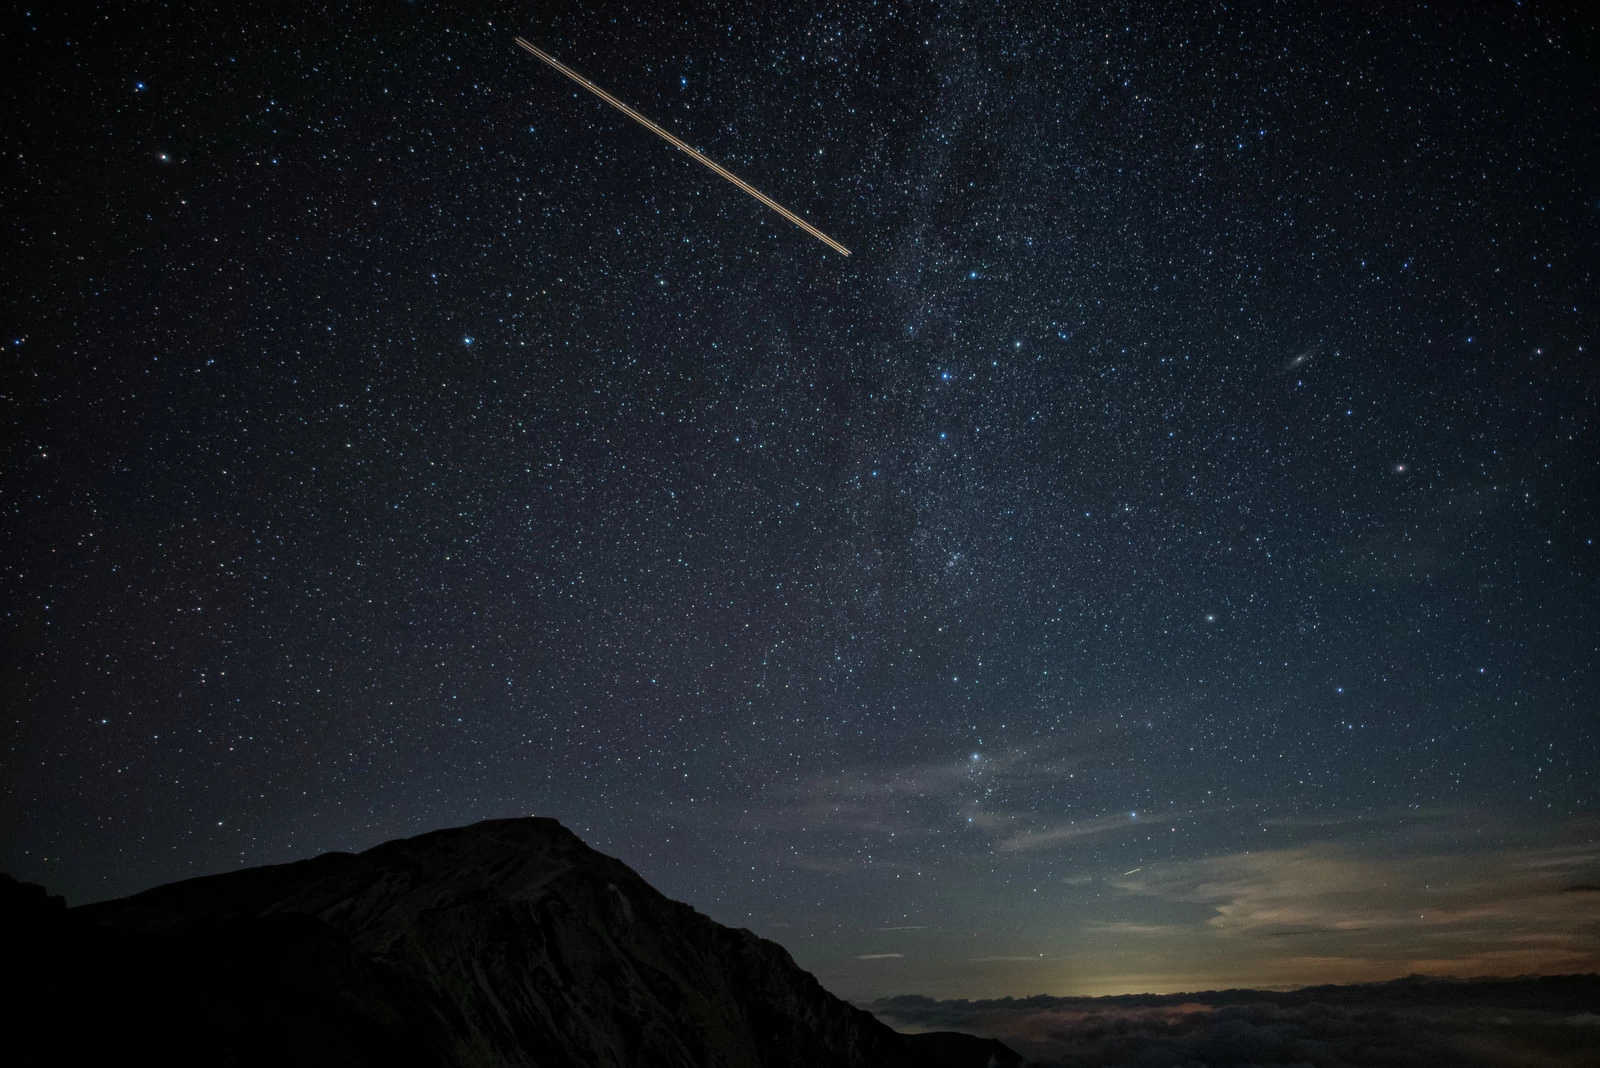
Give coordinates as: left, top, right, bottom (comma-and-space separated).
868, 974, 1600, 1067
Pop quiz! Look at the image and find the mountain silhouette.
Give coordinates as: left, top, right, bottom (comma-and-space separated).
4, 818, 1016, 1067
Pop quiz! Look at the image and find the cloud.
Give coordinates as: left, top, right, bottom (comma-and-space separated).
996, 809, 1181, 852
969, 955, 1051, 962
867, 976, 1600, 1067
1085, 922, 1185, 937
775, 852, 916, 874
741, 742, 1087, 839
731, 742, 1109, 874
1103, 839, 1600, 981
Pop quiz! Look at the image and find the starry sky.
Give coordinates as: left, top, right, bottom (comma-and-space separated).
4, 1, 1598, 999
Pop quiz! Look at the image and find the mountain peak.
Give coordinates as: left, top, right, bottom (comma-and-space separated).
27, 818, 962, 1067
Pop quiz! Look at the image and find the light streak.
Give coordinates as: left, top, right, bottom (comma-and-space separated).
1123, 867, 1143, 875
514, 37, 851, 257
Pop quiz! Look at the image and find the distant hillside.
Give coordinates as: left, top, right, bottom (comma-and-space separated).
2, 818, 1013, 1067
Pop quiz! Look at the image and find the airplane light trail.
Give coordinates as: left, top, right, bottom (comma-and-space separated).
514, 37, 851, 257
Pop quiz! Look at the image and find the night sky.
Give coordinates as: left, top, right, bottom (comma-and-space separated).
5, 1, 1598, 999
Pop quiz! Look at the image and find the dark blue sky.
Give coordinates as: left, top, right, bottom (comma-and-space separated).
4, 0, 1596, 997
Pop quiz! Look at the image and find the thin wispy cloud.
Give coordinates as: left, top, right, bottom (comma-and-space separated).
996, 809, 1183, 852
970, 954, 1052, 962
1086, 922, 1186, 936
1106, 837, 1600, 980
734, 742, 1094, 865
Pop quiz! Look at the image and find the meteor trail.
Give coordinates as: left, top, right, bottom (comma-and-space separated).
514, 37, 851, 257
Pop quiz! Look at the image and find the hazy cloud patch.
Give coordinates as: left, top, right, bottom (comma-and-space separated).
1096, 840, 1600, 984
996, 810, 1184, 853
868, 976, 1600, 1067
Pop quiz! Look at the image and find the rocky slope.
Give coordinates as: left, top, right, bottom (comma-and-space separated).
6, 818, 995, 1067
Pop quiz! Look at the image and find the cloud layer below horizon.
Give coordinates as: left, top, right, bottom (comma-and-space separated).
868, 977, 1600, 1068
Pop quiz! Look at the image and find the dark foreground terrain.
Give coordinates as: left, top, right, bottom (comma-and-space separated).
869, 974, 1600, 1068
1, 817, 1010, 1068
9, 818, 1592, 1067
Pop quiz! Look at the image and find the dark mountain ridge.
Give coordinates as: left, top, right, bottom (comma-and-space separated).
4, 817, 1007, 1067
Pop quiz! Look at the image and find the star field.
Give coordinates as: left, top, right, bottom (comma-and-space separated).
3, 1, 1597, 998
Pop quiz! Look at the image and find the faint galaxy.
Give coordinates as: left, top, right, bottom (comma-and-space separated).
3, 1, 1597, 998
